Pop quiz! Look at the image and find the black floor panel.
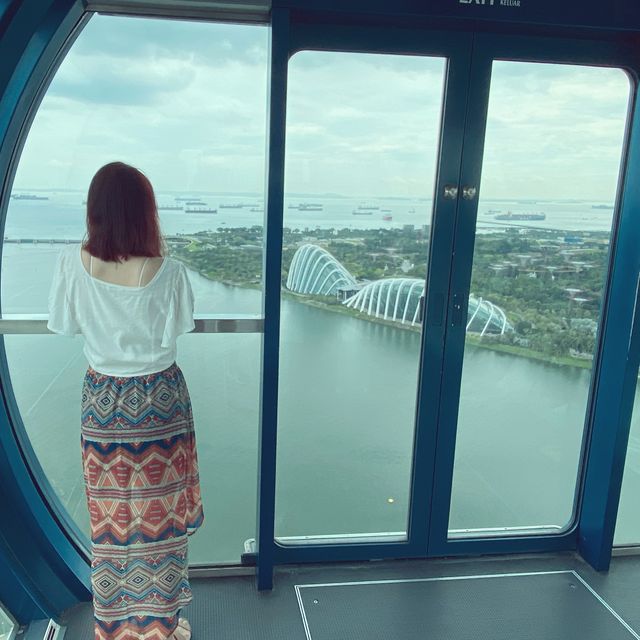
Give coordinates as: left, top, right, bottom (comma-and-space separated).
296, 570, 639, 640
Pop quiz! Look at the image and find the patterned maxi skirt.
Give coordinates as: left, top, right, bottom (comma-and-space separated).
81, 363, 204, 640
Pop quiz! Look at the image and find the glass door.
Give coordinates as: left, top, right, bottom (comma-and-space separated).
429, 41, 633, 552
268, 24, 474, 560
262, 27, 637, 575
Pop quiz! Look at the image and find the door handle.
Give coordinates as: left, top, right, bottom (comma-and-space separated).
443, 185, 458, 200
462, 186, 477, 200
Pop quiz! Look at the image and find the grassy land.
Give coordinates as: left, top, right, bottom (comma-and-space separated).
176, 250, 594, 371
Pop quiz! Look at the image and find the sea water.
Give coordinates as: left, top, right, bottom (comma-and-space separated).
2, 194, 637, 564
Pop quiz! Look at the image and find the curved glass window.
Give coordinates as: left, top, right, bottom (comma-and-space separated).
614, 385, 640, 546
2, 14, 267, 564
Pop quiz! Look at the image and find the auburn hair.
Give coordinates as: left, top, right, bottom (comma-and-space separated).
83, 162, 163, 262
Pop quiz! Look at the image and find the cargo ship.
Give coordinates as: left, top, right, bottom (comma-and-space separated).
185, 207, 217, 214
287, 203, 323, 211
494, 211, 546, 221
11, 194, 48, 200
158, 204, 183, 210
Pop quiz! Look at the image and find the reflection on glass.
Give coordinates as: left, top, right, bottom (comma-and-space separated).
275, 51, 446, 541
614, 386, 640, 545
0, 603, 15, 640
1, 15, 268, 564
449, 62, 630, 536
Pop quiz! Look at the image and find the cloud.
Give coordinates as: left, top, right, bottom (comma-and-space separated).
67, 15, 268, 65
480, 61, 629, 199
15, 14, 269, 193
11, 16, 633, 201
49, 52, 196, 106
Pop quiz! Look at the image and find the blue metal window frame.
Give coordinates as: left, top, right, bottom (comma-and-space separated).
0, 4, 271, 577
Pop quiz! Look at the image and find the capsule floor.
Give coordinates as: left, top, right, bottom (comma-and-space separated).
54, 553, 640, 639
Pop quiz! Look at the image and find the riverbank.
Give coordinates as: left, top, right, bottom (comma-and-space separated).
287, 291, 593, 370
175, 254, 594, 371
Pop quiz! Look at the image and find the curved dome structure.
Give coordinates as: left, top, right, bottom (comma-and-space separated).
345, 278, 512, 335
466, 296, 512, 336
286, 244, 357, 295
288, 245, 512, 334
345, 278, 426, 325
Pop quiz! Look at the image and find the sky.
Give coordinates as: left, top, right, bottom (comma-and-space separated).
12, 13, 632, 200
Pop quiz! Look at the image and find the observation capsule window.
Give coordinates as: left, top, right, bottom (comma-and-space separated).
2, 13, 268, 565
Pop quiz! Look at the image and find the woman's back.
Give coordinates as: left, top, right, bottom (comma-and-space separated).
81, 249, 164, 287
48, 245, 195, 376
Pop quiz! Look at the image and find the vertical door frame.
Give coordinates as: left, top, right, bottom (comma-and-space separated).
256, 6, 290, 591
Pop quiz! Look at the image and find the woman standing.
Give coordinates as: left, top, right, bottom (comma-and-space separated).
48, 162, 204, 640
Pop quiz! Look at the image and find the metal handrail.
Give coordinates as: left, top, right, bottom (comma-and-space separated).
0, 314, 264, 334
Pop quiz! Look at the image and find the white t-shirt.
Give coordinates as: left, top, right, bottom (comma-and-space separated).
47, 245, 195, 376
